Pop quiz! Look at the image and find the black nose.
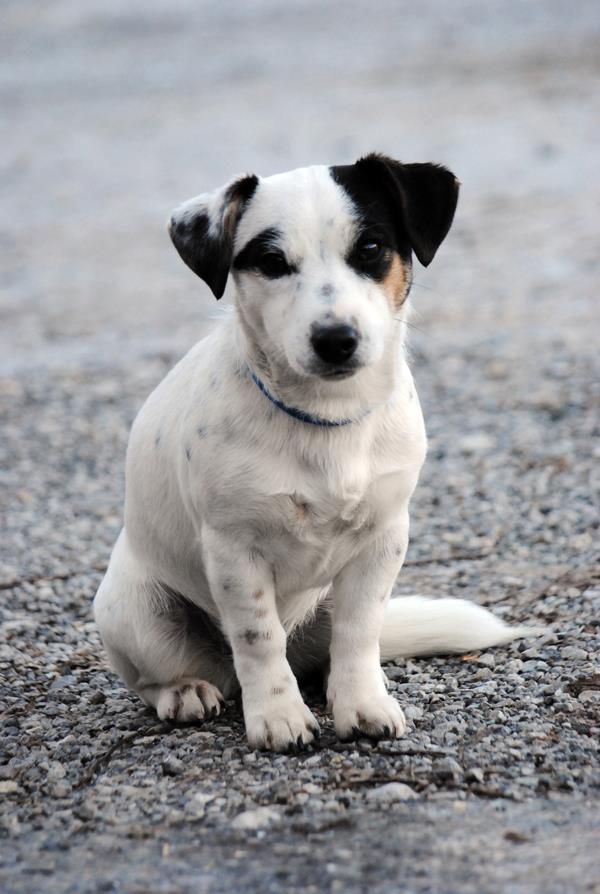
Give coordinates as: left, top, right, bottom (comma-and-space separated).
311, 324, 359, 365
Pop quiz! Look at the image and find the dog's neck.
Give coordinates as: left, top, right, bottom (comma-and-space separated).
232, 302, 409, 424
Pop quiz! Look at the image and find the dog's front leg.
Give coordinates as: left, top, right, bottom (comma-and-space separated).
202, 526, 320, 752
327, 520, 409, 741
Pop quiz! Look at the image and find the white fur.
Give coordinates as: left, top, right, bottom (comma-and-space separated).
380, 597, 541, 661
94, 163, 537, 752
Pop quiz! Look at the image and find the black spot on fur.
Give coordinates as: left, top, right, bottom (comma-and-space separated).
243, 629, 259, 645
155, 432, 161, 447
331, 153, 459, 269
185, 446, 191, 461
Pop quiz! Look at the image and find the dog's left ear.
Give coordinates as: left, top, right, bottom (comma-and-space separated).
356, 154, 460, 267
168, 173, 259, 299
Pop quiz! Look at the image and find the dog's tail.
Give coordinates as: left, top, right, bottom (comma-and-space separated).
379, 596, 541, 660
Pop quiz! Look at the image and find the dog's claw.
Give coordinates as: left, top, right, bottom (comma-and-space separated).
332, 694, 407, 741
245, 699, 319, 752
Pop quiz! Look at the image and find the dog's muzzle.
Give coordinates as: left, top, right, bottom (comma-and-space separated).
310, 323, 359, 374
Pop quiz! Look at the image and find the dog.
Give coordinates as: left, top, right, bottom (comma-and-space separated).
94, 153, 534, 752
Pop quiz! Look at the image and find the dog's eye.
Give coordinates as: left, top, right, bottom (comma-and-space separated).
256, 251, 292, 278
356, 240, 383, 263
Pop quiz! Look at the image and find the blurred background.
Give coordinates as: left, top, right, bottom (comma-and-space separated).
2, 0, 599, 371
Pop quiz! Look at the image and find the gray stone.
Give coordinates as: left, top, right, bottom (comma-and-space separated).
161, 756, 185, 777
0, 781, 20, 795
465, 767, 485, 784
231, 807, 281, 830
404, 705, 424, 723
561, 647, 588, 660
366, 783, 419, 802
578, 690, 600, 705
433, 758, 464, 783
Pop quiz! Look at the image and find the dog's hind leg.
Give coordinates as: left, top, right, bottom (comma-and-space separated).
286, 595, 332, 684
94, 529, 237, 722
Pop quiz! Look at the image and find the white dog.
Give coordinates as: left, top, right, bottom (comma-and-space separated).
94, 153, 533, 752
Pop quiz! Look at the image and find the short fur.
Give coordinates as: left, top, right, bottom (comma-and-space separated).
94, 154, 536, 751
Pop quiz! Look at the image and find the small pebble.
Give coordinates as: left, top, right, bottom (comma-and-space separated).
366, 783, 419, 803
561, 647, 588, 660
231, 807, 281, 830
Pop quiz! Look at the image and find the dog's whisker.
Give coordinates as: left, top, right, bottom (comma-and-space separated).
409, 281, 438, 292
394, 317, 434, 338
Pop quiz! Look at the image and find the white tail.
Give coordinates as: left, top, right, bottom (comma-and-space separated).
379, 596, 542, 660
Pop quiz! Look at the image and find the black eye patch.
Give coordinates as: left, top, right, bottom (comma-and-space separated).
347, 226, 394, 281
233, 228, 298, 279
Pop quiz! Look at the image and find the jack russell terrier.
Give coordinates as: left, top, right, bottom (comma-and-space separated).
94, 153, 534, 751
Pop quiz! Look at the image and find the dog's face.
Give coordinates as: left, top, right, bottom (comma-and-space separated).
169, 154, 459, 382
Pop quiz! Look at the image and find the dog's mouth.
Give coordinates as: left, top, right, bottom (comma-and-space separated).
313, 363, 361, 381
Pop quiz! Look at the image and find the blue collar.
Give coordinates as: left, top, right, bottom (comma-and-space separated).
247, 366, 367, 427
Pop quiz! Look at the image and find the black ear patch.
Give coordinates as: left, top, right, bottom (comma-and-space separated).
389, 159, 460, 267
332, 153, 459, 267
168, 174, 259, 299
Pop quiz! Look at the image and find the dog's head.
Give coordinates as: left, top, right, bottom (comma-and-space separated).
169, 154, 459, 382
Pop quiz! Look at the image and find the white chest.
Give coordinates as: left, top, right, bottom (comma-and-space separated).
244, 454, 419, 595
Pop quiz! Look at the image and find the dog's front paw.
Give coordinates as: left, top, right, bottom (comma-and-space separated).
332, 693, 406, 741
244, 693, 320, 752
156, 679, 224, 723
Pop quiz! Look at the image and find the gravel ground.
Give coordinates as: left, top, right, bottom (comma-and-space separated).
1, 2, 599, 892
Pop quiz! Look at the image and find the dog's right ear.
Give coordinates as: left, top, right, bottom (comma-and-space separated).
350, 154, 460, 267
168, 173, 259, 299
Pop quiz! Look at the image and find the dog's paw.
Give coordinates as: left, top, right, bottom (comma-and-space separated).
332, 694, 406, 741
156, 679, 224, 723
244, 695, 320, 752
